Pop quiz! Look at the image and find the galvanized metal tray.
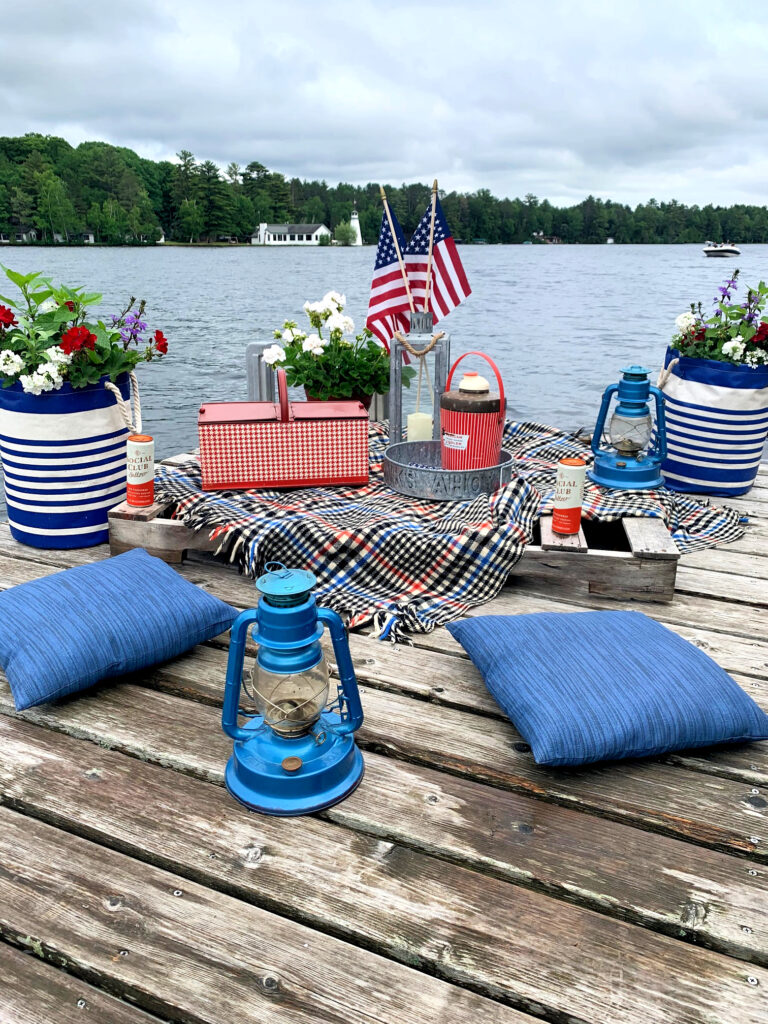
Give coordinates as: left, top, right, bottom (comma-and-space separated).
383, 441, 514, 501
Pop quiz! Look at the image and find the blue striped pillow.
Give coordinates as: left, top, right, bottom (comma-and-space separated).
447, 611, 768, 765
0, 548, 238, 710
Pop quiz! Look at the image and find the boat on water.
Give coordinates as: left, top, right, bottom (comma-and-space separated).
703, 241, 741, 257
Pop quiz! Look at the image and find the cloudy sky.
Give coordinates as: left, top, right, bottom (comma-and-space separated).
3, 0, 767, 207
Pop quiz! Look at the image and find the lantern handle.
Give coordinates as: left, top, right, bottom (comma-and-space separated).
445, 351, 506, 424
222, 608, 260, 741
591, 383, 618, 455
649, 384, 668, 462
317, 607, 364, 735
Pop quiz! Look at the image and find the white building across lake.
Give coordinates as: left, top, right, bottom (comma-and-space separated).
252, 223, 332, 246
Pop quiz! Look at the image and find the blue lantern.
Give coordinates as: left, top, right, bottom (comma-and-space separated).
222, 562, 364, 816
587, 366, 667, 490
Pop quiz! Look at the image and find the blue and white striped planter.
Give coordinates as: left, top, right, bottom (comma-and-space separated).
658, 348, 768, 497
0, 374, 130, 548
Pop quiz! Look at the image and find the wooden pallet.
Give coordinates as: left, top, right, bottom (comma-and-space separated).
108, 498, 217, 563
109, 492, 680, 602
515, 514, 680, 602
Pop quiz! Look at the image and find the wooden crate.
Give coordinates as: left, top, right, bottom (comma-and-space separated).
513, 515, 680, 602
108, 499, 217, 563
110, 495, 680, 602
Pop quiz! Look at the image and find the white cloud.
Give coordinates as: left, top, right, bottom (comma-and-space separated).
2, 0, 768, 206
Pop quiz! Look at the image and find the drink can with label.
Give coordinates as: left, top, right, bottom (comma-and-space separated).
126, 434, 155, 507
552, 457, 586, 535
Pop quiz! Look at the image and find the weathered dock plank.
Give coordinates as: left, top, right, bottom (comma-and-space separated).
2, 715, 766, 969
1, 678, 764, 860
0, 808, 528, 1024
0, 942, 166, 1024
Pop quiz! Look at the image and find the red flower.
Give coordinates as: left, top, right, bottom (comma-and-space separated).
153, 329, 168, 355
753, 322, 768, 343
0, 304, 17, 329
60, 325, 97, 355
62, 300, 76, 313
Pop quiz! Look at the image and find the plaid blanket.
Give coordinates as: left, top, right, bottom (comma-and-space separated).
155, 421, 746, 638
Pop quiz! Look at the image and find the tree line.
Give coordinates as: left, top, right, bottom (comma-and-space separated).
1, 132, 766, 246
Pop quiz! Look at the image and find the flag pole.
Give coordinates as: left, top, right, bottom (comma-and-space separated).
380, 185, 415, 313
422, 179, 438, 313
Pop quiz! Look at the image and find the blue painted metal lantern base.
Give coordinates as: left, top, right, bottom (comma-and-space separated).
225, 710, 365, 816
587, 450, 664, 490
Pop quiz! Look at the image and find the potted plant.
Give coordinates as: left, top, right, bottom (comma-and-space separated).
264, 290, 413, 407
659, 269, 768, 496
0, 266, 168, 548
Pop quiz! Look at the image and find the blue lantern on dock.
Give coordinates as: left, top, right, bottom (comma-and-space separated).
588, 366, 667, 490
222, 562, 364, 816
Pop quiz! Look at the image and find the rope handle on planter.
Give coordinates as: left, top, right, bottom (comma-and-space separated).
656, 357, 680, 390
104, 372, 142, 433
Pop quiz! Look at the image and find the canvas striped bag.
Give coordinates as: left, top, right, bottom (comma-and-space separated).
657, 348, 768, 497
0, 374, 134, 548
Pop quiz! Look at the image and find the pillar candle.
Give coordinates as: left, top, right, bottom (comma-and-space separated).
407, 412, 433, 441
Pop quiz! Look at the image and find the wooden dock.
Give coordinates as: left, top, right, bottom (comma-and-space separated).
0, 466, 767, 1023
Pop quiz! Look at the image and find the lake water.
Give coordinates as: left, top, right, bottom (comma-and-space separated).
2, 243, 767, 516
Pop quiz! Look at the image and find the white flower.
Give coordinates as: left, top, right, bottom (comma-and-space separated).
282, 327, 306, 344
45, 345, 72, 365
675, 312, 697, 333
0, 349, 24, 376
19, 373, 43, 395
303, 300, 327, 315
303, 333, 325, 350
321, 290, 346, 311
261, 344, 286, 366
326, 312, 354, 335
37, 298, 57, 314
722, 338, 746, 360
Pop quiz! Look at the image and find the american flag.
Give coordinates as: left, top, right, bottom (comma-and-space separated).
366, 209, 412, 349
404, 195, 471, 323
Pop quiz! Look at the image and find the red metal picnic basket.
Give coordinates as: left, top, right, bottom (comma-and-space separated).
198, 369, 369, 490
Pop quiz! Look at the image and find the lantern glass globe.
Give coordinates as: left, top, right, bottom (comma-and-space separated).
609, 410, 653, 455
252, 659, 330, 738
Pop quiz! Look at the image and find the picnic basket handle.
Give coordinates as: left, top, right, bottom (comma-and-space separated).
276, 367, 290, 423
445, 351, 505, 423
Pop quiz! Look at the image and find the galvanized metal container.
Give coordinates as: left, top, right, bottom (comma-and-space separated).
383, 440, 514, 501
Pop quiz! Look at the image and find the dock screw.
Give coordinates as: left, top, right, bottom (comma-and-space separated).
752, 788, 760, 795
750, 837, 761, 845
173, 889, 183, 897
262, 974, 280, 991
119, 949, 129, 956
749, 869, 759, 876
426, 794, 439, 804
743, 926, 753, 934
77, 1000, 87, 1009
747, 976, 759, 987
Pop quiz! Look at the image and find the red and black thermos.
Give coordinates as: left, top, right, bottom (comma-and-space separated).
440, 352, 506, 471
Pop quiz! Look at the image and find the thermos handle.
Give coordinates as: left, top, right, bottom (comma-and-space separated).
222, 608, 260, 741
317, 607, 364, 735
445, 351, 506, 423
276, 367, 290, 423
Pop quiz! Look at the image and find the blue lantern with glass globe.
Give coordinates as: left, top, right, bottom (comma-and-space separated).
587, 366, 667, 490
222, 562, 364, 816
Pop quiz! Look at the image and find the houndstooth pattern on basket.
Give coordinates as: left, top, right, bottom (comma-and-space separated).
155, 421, 747, 640
199, 419, 369, 488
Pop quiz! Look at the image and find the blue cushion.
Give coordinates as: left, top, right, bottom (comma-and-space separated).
447, 611, 768, 766
0, 548, 238, 711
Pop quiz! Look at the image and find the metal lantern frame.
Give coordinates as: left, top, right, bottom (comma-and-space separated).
389, 313, 451, 445
221, 562, 364, 817
587, 365, 668, 490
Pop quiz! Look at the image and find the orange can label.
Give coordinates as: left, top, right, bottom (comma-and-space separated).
127, 434, 155, 507
552, 457, 585, 535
